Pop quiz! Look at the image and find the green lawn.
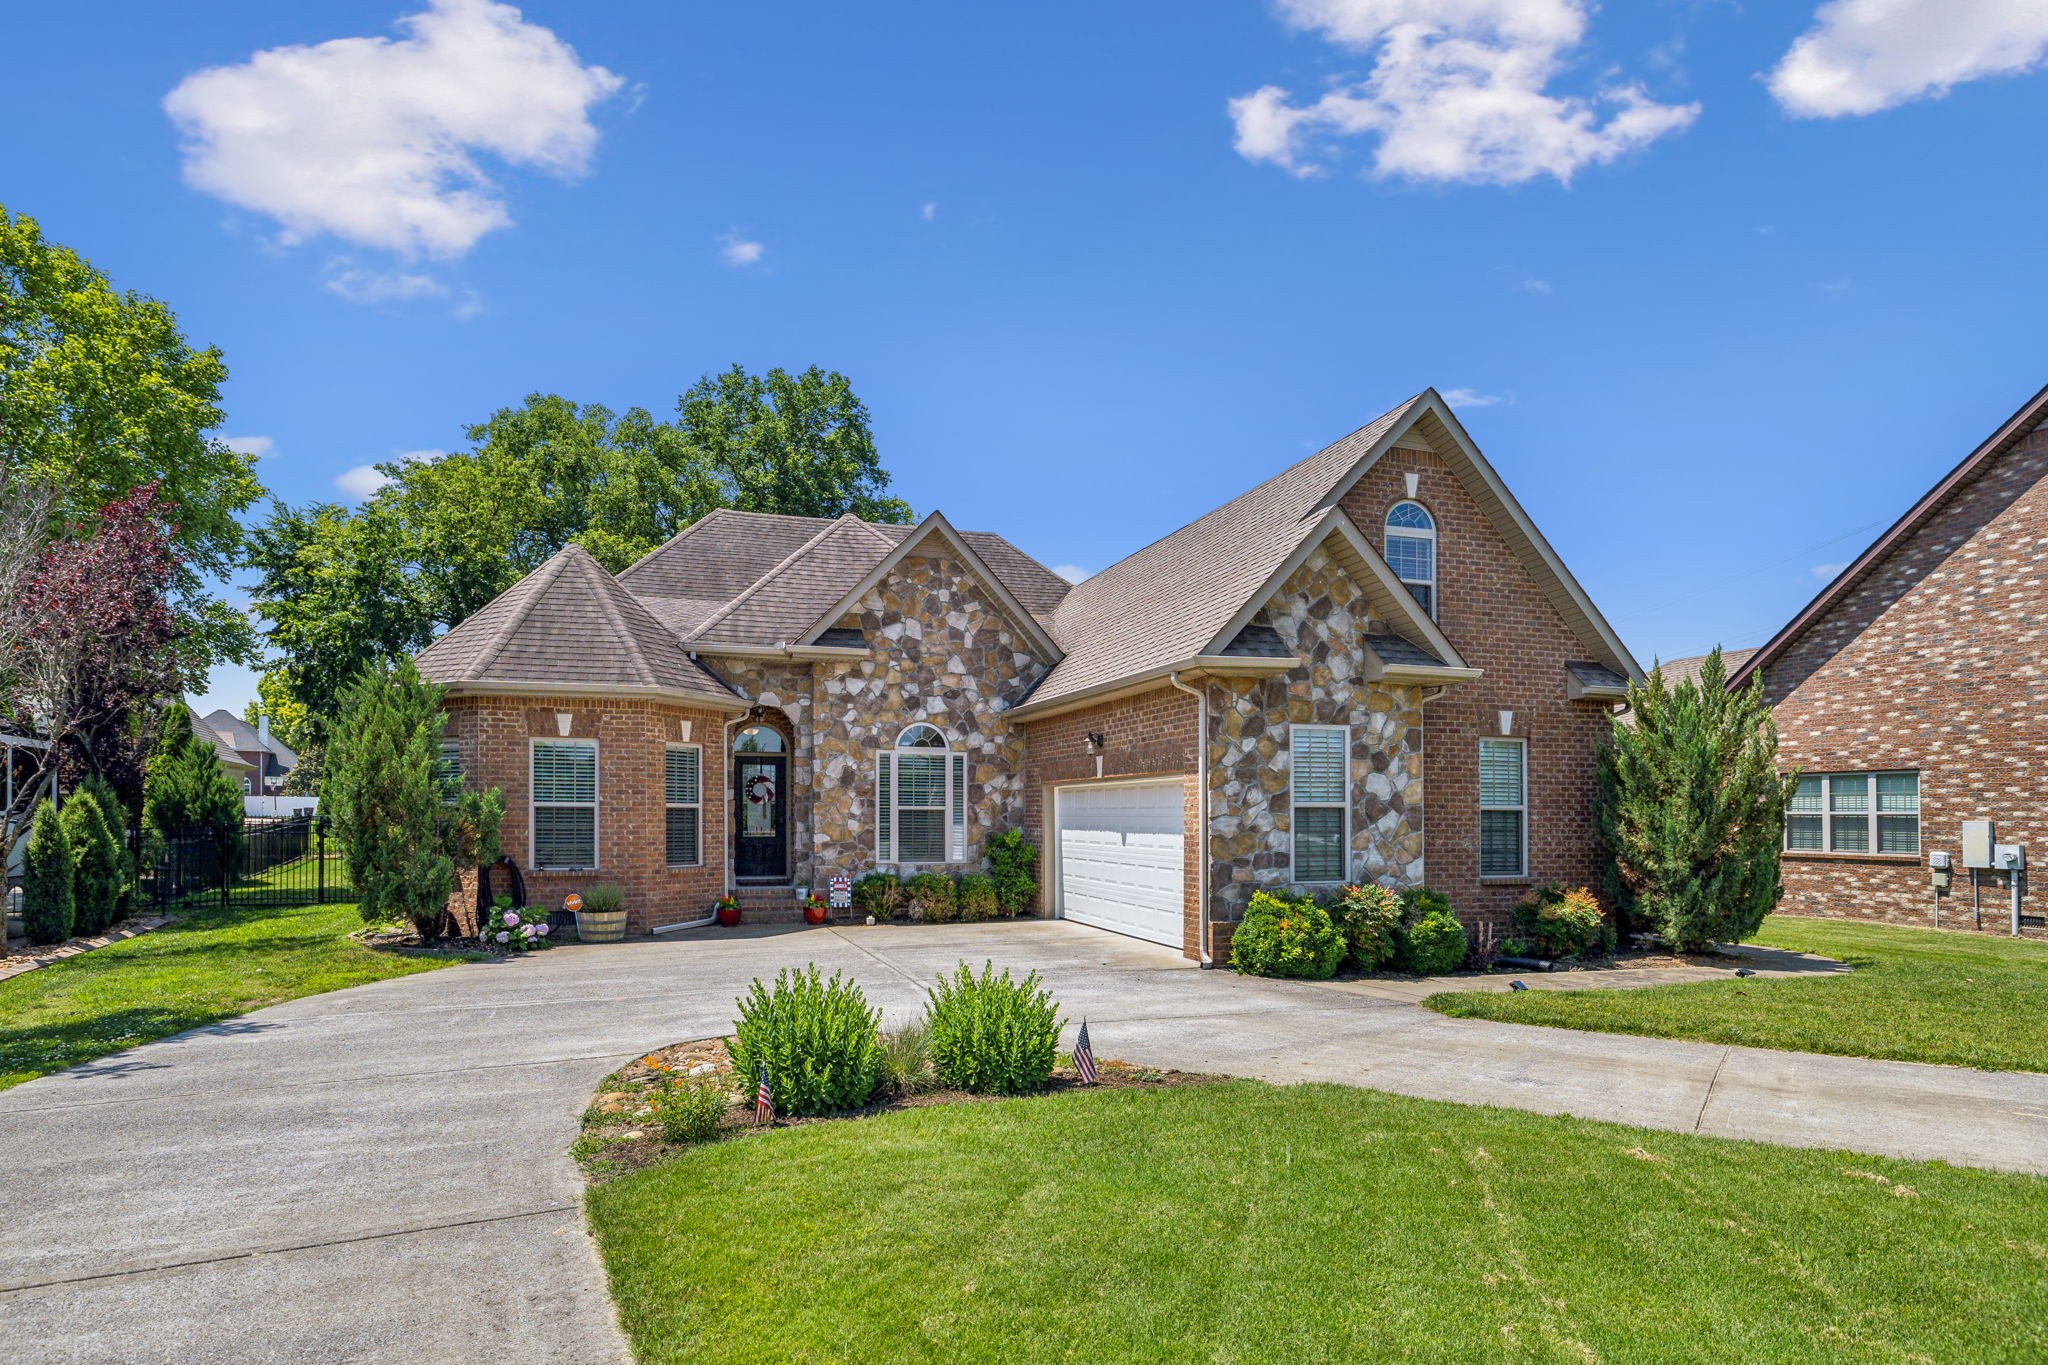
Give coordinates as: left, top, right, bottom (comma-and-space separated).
0, 896, 460, 1089
586, 1080, 2048, 1363
1428, 916, 2048, 1074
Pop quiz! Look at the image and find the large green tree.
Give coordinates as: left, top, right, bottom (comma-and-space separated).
0, 206, 262, 675
248, 366, 911, 742
1597, 648, 1794, 953
322, 660, 456, 937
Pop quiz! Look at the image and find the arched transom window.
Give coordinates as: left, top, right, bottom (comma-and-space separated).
877, 724, 967, 864
1385, 500, 1437, 618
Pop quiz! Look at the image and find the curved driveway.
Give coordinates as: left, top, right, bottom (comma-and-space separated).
5, 920, 2047, 1363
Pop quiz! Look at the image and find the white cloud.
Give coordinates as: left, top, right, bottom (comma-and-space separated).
921, 201, 939, 222
1051, 564, 1092, 585
323, 261, 449, 304
335, 464, 394, 500
1518, 276, 1554, 294
1810, 561, 1849, 580
1442, 388, 1506, 408
164, 0, 623, 260
1770, 0, 2048, 117
1230, 0, 1699, 185
719, 231, 764, 267
396, 448, 449, 463
221, 434, 275, 459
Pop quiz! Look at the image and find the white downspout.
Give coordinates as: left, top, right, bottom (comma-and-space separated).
1168, 672, 1213, 967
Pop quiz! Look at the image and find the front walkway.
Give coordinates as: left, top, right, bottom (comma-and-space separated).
3, 920, 2044, 1363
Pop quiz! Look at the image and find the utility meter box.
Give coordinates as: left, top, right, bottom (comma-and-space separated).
1996, 844, 2026, 872
1929, 851, 1952, 870
1962, 821, 1996, 870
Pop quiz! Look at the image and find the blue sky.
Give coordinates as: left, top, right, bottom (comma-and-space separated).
6, 1, 2047, 717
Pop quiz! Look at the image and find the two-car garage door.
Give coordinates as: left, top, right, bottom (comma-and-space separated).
1054, 781, 1184, 949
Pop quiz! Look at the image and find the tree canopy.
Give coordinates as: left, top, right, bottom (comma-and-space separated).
0, 205, 262, 675
247, 365, 911, 744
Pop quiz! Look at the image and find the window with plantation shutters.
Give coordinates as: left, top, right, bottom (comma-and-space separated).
1291, 724, 1349, 884
875, 724, 967, 865
1784, 771, 1917, 854
531, 739, 597, 870
665, 745, 701, 867
434, 740, 464, 803
1478, 738, 1526, 878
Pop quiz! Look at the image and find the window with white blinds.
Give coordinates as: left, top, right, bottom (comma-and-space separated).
434, 740, 464, 803
531, 739, 597, 870
1385, 501, 1437, 619
1785, 771, 1917, 854
665, 745, 701, 867
1291, 724, 1349, 883
1478, 738, 1526, 878
876, 730, 967, 865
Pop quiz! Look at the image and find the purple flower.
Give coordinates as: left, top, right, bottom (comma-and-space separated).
504, 911, 521, 927
535, 923, 551, 937
495, 931, 510, 944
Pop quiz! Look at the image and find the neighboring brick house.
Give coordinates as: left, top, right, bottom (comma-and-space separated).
198, 709, 298, 794
417, 389, 1640, 953
1729, 382, 2048, 938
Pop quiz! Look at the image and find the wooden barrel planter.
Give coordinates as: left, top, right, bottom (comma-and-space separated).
569, 891, 629, 944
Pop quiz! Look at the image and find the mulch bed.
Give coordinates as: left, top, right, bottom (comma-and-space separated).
349, 926, 499, 959
576, 1037, 1218, 1183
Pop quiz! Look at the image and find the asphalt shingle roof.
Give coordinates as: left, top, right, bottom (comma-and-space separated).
417, 544, 736, 704
1654, 649, 1756, 692
1364, 634, 1446, 669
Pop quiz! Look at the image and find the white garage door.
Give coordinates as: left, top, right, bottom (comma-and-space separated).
1056, 781, 1185, 948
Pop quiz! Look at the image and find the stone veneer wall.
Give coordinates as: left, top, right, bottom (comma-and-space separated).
1342, 448, 1615, 928
805, 548, 1052, 882
1204, 545, 1427, 922
701, 659, 815, 883
1764, 424, 2048, 936
440, 693, 730, 934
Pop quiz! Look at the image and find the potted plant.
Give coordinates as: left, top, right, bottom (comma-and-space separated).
802, 892, 828, 926
714, 893, 742, 928
574, 884, 628, 943
793, 879, 810, 904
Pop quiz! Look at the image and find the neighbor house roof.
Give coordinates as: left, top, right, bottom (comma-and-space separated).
1730, 382, 2048, 691
417, 544, 742, 709
1653, 649, 1757, 692
185, 704, 254, 771
202, 709, 300, 769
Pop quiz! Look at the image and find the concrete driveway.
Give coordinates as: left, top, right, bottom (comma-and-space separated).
5, 919, 2047, 1364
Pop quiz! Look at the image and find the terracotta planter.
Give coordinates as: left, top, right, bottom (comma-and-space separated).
803, 901, 828, 926
715, 904, 742, 928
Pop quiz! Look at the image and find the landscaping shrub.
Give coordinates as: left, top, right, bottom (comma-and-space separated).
142, 704, 243, 886
654, 1075, 728, 1144
579, 884, 626, 915
1510, 883, 1610, 960
924, 961, 1062, 1095
957, 873, 1000, 923
905, 871, 958, 923
852, 872, 901, 921
78, 774, 136, 915
1329, 883, 1402, 972
325, 659, 454, 936
1228, 891, 1346, 980
986, 828, 1039, 916
729, 966, 882, 1115
1395, 909, 1468, 976
22, 799, 75, 945
1398, 886, 1454, 923
483, 895, 551, 951
874, 1022, 935, 1098
59, 791, 122, 936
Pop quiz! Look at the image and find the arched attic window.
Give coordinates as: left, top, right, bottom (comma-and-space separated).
877, 723, 966, 864
1384, 500, 1437, 618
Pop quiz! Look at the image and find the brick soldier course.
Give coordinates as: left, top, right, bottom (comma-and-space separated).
419, 389, 1640, 951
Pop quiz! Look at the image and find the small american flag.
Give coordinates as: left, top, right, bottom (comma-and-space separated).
754, 1063, 775, 1125
1071, 1021, 1097, 1084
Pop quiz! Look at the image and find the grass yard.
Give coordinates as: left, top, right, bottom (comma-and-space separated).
0, 896, 461, 1089
586, 1080, 2048, 1364
1427, 916, 2048, 1074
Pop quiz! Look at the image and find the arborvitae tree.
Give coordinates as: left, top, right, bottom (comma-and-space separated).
77, 773, 135, 914
1597, 648, 1794, 953
324, 659, 455, 936
142, 705, 243, 885
22, 799, 74, 944
59, 788, 122, 935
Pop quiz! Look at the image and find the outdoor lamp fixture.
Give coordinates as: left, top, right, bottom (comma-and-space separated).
1735, 968, 1756, 978
1085, 732, 1106, 753
1509, 980, 1528, 992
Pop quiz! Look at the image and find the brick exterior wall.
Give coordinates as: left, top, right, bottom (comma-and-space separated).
1342, 448, 1616, 930
441, 693, 729, 935
1762, 424, 2048, 937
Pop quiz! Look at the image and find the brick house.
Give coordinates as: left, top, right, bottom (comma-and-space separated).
1729, 382, 2048, 937
416, 389, 1640, 954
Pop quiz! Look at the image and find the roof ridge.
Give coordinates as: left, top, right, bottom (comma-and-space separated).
683, 515, 863, 644
576, 550, 658, 686
471, 549, 574, 681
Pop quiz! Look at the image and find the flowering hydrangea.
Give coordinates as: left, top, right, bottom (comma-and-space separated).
483, 896, 551, 953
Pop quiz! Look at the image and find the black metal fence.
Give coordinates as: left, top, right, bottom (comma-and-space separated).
145, 814, 353, 910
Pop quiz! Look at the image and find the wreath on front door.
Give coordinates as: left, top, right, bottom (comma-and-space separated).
745, 773, 777, 806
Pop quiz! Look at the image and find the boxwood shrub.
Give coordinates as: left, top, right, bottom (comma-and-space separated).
924, 960, 1062, 1095
905, 871, 958, 923
852, 872, 901, 921
957, 873, 1000, 922
728, 965, 882, 1115
1229, 891, 1346, 980
1390, 887, 1469, 975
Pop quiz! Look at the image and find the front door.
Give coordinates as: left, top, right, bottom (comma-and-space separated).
734, 752, 789, 879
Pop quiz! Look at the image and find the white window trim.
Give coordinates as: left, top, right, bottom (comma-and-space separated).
1785, 771, 1919, 855
435, 739, 465, 805
664, 742, 703, 869
876, 730, 968, 867
530, 737, 599, 872
1386, 500, 1438, 619
1289, 723, 1351, 885
1478, 736, 1528, 880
